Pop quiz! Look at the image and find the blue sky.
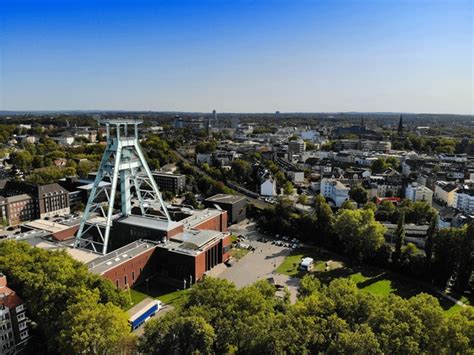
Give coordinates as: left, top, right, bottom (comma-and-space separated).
0, 0, 472, 113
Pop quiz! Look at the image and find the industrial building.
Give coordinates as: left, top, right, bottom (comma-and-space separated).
204, 194, 247, 225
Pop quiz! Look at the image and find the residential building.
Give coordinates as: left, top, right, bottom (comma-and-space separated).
0, 274, 30, 354
320, 178, 349, 207
260, 178, 277, 196
454, 187, 474, 213
405, 182, 433, 205
288, 140, 305, 160
434, 181, 458, 206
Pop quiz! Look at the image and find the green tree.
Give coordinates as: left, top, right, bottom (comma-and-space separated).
393, 212, 406, 263
139, 315, 216, 354
349, 185, 368, 205
10, 150, 33, 171
454, 222, 474, 292
333, 209, 386, 261
312, 194, 334, 243
283, 181, 295, 195
370, 158, 388, 174
231, 159, 251, 181
425, 211, 438, 262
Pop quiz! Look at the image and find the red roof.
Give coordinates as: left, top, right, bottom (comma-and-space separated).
375, 197, 402, 205
0, 285, 23, 309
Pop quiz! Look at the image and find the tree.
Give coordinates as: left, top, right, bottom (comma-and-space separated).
59, 288, 134, 354
393, 212, 406, 263
77, 160, 95, 178
183, 192, 199, 209
312, 195, 334, 243
231, 159, 251, 182
9, 150, 33, 171
370, 158, 388, 174
283, 181, 295, 195
139, 315, 216, 354
349, 185, 368, 205
425, 212, 438, 262
454, 222, 474, 292
0, 240, 131, 353
333, 209, 385, 261
297, 194, 309, 205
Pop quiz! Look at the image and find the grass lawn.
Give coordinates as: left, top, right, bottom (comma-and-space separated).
124, 280, 189, 310
347, 271, 472, 315
277, 248, 472, 315
230, 247, 249, 260
275, 248, 330, 277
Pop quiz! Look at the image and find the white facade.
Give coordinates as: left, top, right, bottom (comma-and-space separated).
454, 190, 474, 213
434, 181, 458, 207
260, 179, 277, 197
288, 171, 305, 185
320, 178, 349, 207
405, 183, 433, 205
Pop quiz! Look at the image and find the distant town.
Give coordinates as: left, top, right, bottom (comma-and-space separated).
0, 110, 473, 354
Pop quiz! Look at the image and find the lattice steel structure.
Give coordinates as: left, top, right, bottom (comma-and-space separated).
74, 118, 170, 254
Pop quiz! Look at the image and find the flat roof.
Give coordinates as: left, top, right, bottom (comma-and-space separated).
116, 215, 183, 232
23, 219, 72, 233
204, 193, 246, 204
88, 240, 158, 275
21, 237, 101, 263
180, 209, 222, 229
171, 229, 222, 249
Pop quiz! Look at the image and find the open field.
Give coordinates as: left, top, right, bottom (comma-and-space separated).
276, 248, 472, 314
125, 280, 189, 310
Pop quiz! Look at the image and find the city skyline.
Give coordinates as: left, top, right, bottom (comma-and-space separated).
1, 0, 473, 114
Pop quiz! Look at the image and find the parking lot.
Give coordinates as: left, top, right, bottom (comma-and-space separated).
214, 220, 300, 301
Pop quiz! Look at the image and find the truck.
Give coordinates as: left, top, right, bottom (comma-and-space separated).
127, 298, 162, 331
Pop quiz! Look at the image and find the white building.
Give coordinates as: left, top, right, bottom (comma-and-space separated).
260, 178, 277, 197
454, 188, 474, 213
434, 181, 458, 206
405, 182, 433, 205
320, 178, 349, 207
288, 171, 305, 185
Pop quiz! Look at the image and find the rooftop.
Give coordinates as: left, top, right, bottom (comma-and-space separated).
180, 208, 223, 229
205, 193, 246, 204
116, 215, 183, 232
171, 229, 222, 249
88, 240, 158, 275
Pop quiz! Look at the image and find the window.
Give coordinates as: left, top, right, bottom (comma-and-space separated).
17, 312, 25, 322
16, 304, 24, 313
132, 272, 135, 281
124, 276, 127, 285
18, 321, 27, 331
115, 280, 119, 288
19, 330, 28, 340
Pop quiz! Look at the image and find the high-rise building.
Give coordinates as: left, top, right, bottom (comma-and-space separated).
288, 140, 306, 160
212, 110, 217, 127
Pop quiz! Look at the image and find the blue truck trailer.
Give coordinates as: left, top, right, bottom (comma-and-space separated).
127, 298, 162, 330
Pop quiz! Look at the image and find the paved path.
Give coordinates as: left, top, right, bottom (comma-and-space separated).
219, 240, 292, 288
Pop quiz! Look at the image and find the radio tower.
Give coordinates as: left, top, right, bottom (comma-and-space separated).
74, 118, 170, 255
